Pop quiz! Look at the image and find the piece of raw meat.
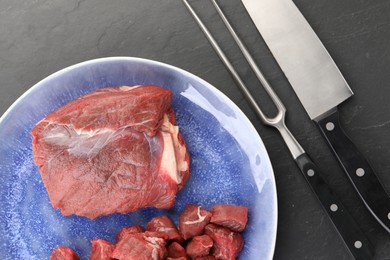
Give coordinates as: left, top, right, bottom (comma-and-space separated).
167, 242, 187, 258
116, 225, 144, 242
210, 204, 248, 232
90, 239, 115, 260
31, 85, 190, 219
179, 204, 212, 240
50, 246, 79, 260
111, 232, 167, 260
204, 224, 244, 260
186, 235, 213, 259
147, 215, 183, 242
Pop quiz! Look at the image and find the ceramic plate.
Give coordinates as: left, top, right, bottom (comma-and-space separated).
0, 57, 277, 259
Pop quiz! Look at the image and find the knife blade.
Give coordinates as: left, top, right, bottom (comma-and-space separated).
242, 0, 390, 233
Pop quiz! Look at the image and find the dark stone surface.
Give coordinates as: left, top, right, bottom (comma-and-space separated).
0, 0, 389, 259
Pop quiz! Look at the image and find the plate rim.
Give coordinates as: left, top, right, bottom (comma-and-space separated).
0, 56, 278, 259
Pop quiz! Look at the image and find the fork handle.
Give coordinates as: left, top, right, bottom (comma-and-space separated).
295, 153, 374, 260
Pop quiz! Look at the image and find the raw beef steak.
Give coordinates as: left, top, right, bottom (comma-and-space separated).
205, 224, 244, 260
210, 204, 248, 232
167, 242, 187, 258
116, 225, 144, 242
90, 239, 115, 260
186, 235, 213, 259
179, 204, 212, 240
111, 232, 167, 260
50, 246, 79, 260
31, 85, 190, 219
146, 215, 183, 242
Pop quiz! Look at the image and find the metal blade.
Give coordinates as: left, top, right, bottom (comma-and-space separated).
242, 0, 353, 121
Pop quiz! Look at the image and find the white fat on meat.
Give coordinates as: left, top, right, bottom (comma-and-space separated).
159, 114, 188, 185
143, 236, 164, 260
184, 206, 207, 225
119, 85, 141, 91
41, 122, 119, 157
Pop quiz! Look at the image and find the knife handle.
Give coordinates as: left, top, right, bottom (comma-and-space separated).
295, 153, 374, 260
316, 110, 390, 233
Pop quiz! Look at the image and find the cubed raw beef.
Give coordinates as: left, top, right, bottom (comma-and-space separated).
167, 242, 187, 258
147, 215, 183, 242
210, 204, 248, 232
205, 224, 244, 260
90, 239, 115, 260
116, 225, 144, 242
111, 232, 167, 260
31, 86, 190, 219
50, 246, 79, 260
186, 235, 213, 259
179, 204, 212, 240
166, 257, 189, 260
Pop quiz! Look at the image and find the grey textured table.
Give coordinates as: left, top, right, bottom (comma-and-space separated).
1, 0, 390, 259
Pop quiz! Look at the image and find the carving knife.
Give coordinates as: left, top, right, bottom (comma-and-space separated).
242, 0, 390, 233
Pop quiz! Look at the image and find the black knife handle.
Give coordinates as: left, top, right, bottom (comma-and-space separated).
295, 153, 374, 260
316, 110, 390, 233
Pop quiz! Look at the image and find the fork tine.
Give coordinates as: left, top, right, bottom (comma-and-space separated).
210, 0, 286, 116
182, 0, 268, 123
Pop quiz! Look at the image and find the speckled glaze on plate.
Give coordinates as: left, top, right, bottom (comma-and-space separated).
0, 57, 277, 260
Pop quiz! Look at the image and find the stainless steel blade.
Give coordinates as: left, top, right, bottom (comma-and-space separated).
242, 0, 353, 120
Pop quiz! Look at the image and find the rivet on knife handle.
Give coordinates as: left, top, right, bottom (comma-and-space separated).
182, 0, 375, 259
317, 110, 390, 232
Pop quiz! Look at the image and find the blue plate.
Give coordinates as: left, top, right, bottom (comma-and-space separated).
0, 57, 277, 260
